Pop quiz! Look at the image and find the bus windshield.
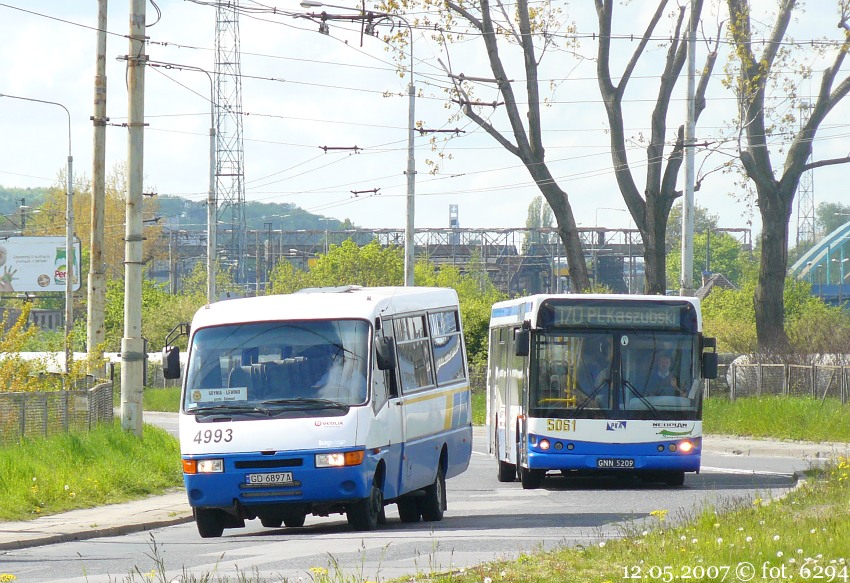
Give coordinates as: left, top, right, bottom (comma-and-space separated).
183, 319, 370, 412
530, 331, 698, 419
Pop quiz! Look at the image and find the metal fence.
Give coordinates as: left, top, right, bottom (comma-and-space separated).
0, 382, 114, 445
705, 363, 850, 404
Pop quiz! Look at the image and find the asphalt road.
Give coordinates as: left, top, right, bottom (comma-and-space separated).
0, 422, 812, 583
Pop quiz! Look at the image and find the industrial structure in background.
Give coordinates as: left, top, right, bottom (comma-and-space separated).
214, 1, 247, 283
152, 218, 753, 299
796, 101, 816, 248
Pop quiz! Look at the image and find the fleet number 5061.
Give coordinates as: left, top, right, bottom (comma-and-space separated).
546, 419, 576, 432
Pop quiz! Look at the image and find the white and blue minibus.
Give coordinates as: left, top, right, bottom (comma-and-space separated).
163, 286, 472, 537
486, 294, 717, 489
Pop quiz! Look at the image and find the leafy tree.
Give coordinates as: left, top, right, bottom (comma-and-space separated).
817, 201, 850, 238
524, 196, 555, 251
415, 257, 506, 367
667, 231, 755, 289
101, 263, 239, 353
268, 239, 503, 366
724, 0, 850, 350
665, 202, 720, 251
702, 273, 849, 355
35, 164, 165, 280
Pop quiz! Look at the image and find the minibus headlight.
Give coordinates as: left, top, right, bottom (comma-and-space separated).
316, 450, 364, 468
184, 458, 223, 474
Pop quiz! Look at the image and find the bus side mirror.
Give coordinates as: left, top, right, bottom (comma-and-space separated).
162, 346, 181, 379
376, 337, 397, 371
515, 329, 530, 357
701, 336, 717, 379
702, 352, 718, 379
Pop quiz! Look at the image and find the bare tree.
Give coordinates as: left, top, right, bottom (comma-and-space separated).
400, 0, 592, 290
595, 0, 721, 294
726, 0, 850, 349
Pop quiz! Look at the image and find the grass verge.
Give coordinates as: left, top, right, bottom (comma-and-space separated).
704, 396, 850, 442
435, 458, 850, 583
113, 387, 182, 412
0, 421, 182, 522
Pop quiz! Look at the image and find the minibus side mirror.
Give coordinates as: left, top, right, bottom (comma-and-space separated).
376, 337, 397, 371
162, 346, 181, 379
515, 329, 530, 357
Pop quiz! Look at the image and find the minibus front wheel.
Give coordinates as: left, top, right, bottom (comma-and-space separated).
347, 480, 383, 531
194, 508, 225, 538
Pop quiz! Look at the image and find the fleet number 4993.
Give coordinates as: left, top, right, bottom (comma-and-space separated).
546, 419, 576, 432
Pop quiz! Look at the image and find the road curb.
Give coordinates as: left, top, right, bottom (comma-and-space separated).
0, 514, 195, 551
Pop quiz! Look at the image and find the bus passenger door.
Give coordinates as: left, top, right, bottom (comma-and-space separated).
373, 320, 405, 500
491, 327, 513, 464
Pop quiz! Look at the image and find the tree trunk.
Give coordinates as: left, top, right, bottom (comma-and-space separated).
754, 187, 793, 351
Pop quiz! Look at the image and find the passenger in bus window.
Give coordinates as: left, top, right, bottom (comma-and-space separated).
577, 338, 612, 405
644, 352, 684, 397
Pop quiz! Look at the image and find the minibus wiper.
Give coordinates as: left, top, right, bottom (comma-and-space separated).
261, 397, 350, 411
189, 403, 272, 416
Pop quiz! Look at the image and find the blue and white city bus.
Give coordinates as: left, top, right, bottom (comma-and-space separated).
486, 294, 717, 489
162, 286, 472, 537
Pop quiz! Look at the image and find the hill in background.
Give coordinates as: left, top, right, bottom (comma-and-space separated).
0, 186, 350, 232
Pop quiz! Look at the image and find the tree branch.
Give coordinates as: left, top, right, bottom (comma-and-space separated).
801, 155, 850, 172
462, 106, 521, 157
618, 0, 669, 98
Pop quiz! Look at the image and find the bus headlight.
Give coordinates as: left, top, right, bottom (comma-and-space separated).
316, 450, 365, 468
679, 440, 694, 453
183, 458, 224, 474
539, 439, 551, 451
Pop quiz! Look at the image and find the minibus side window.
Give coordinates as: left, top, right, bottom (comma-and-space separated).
394, 315, 436, 393
429, 310, 466, 385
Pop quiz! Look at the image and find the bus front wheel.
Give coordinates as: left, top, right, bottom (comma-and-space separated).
347, 482, 383, 531
664, 471, 686, 487
194, 508, 225, 538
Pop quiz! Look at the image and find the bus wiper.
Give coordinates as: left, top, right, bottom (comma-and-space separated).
189, 403, 272, 416
622, 379, 661, 416
261, 398, 349, 411
573, 378, 610, 415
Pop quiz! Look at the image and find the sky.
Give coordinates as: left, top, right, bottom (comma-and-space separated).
1, 1, 848, 241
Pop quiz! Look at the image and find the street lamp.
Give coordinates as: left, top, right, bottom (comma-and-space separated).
299, 1, 416, 285
0, 93, 75, 375
131, 58, 217, 303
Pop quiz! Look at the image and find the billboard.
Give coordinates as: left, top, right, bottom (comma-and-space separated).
0, 236, 82, 293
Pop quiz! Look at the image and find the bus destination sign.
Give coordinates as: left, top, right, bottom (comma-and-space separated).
541, 302, 690, 330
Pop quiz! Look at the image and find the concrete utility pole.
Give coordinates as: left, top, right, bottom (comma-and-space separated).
680, 23, 697, 297
65, 126, 74, 376
88, 0, 108, 367
121, 0, 147, 437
